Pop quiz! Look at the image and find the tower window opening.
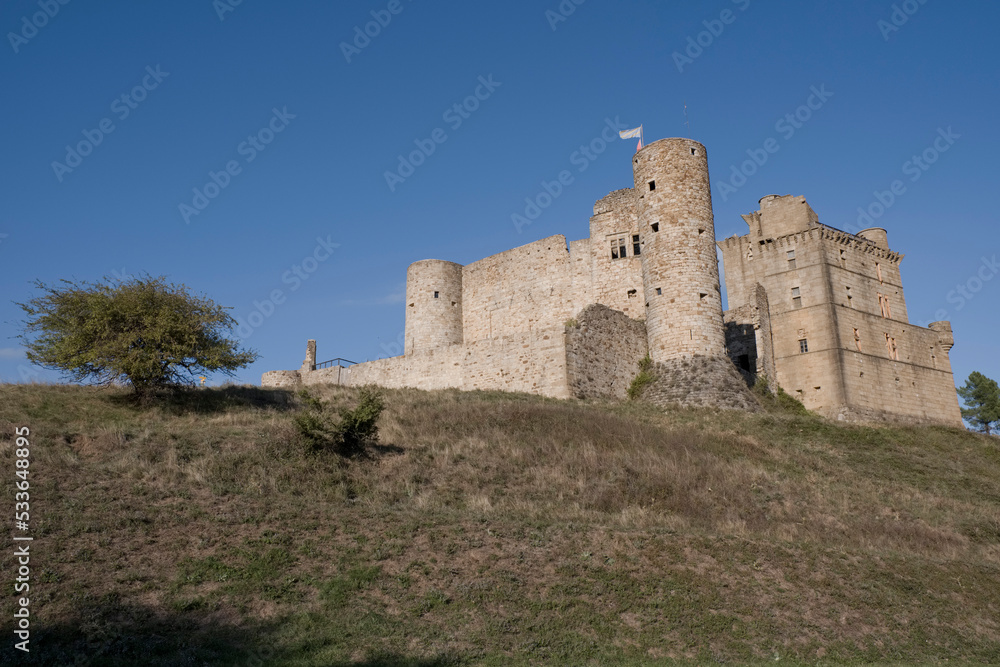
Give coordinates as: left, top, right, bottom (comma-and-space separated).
885, 333, 899, 360
787, 249, 796, 269
651, 223, 659, 233
632, 235, 641, 256
691, 148, 697, 155
878, 293, 892, 319
655, 287, 662, 296
627, 289, 637, 298
699, 293, 708, 299
698, 228, 706, 235
610, 238, 627, 260
649, 180, 656, 191
799, 339, 809, 354
791, 287, 802, 309
846, 286, 853, 308
433, 291, 439, 299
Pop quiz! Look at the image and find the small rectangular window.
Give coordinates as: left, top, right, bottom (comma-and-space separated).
651, 223, 659, 233
649, 181, 656, 191
632, 235, 641, 256
791, 287, 802, 309
787, 249, 796, 270
433, 291, 439, 298
655, 287, 662, 296
799, 339, 809, 353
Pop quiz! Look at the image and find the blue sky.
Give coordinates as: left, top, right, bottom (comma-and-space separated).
2, 0, 997, 396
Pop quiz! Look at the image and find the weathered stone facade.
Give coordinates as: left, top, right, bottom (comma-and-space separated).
718, 195, 963, 426
262, 138, 963, 426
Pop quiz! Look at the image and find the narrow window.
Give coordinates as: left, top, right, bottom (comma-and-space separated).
655, 287, 662, 296
876, 262, 883, 283
433, 291, 439, 299
885, 334, 898, 360
632, 235, 641, 256
839, 249, 847, 268
846, 286, 853, 308
610, 240, 619, 260
651, 223, 659, 233
787, 249, 796, 269
878, 293, 891, 319
648, 180, 656, 191
799, 339, 809, 353
853, 328, 861, 351
791, 287, 802, 309
691, 148, 697, 155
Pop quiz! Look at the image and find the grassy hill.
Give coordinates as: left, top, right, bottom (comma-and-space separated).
1, 383, 998, 666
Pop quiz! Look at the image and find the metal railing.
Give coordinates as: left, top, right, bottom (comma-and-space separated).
312, 358, 356, 371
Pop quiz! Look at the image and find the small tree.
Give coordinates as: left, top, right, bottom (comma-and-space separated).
957, 371, 1000, 435
16, 275, 257, 396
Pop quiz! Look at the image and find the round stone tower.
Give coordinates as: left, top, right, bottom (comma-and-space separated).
633, 138, 726, 361
404, 259, 463, 354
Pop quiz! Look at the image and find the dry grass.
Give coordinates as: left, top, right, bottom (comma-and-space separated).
0, 382, 998, 665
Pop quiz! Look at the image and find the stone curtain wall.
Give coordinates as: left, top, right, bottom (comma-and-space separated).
565, 304, 648, 399
461, 235, 578, 344
336, 327, 572, 398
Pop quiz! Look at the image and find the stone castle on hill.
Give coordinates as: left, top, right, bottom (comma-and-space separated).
262, 137, 963, 426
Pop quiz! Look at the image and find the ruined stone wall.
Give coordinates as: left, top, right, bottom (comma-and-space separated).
565, 304, 648, 399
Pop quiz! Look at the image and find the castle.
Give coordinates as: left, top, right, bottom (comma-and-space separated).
262, 138, 963, 426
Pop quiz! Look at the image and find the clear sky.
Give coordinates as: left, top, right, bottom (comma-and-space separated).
2, 0, 998, 395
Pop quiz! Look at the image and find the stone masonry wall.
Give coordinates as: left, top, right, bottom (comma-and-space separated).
461, 235, 578, 344
565, 304, 648, 399
335, 326, 572, 398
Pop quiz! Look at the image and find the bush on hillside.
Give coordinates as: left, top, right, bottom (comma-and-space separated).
294, 387, 385, 457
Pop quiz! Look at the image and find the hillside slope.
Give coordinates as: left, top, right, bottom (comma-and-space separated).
1, 384, 998, 665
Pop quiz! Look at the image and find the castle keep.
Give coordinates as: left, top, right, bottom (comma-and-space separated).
263, 137, 963, 426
